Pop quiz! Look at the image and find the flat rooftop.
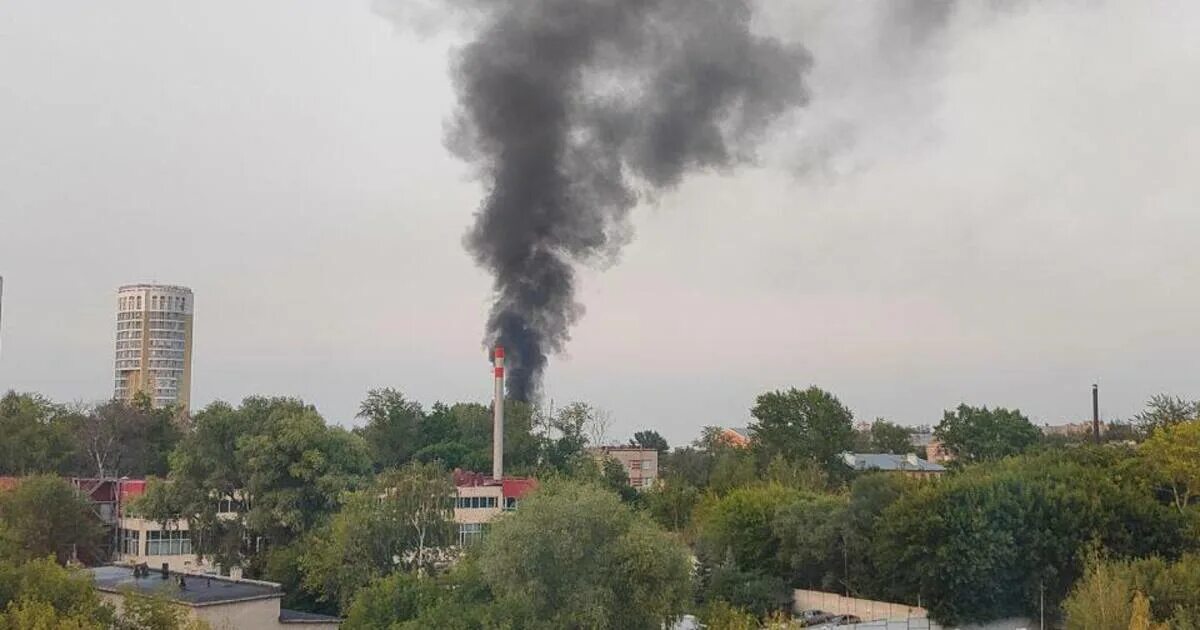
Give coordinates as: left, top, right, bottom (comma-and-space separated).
89, 565, 281, 606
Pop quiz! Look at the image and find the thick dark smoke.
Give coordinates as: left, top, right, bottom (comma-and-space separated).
446, 0, 810, 400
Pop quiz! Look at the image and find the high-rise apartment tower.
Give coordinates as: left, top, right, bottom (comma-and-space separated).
113, 284, 194, 410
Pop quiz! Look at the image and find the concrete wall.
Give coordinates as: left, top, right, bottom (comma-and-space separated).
99, 591, 339, 630
793, 589, 927, 621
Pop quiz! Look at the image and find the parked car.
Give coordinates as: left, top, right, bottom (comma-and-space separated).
829, 614, 862, 626
796, 609, 836, 627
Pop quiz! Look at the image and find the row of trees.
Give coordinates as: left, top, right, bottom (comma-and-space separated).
3, 384, 1200, 627
0, 392, 180, 479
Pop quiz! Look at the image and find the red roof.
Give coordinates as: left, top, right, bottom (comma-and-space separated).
0, 477, 21, 492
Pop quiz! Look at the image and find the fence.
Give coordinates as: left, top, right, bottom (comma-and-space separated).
793, 589, 927, 622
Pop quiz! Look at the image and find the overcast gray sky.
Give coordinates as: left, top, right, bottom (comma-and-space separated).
1, 0, 1197, 445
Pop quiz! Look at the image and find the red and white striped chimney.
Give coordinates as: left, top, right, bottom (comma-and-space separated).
492, 346, 505, 480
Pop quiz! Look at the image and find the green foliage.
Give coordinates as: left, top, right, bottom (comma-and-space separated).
762, 455, 828, 493
75, 399, 181, 479
1062, 554, 1200, 629
356, 389, 425, 471
773, 494, 847, 591
865, 419, 915, 454
342, 571, 443, 629
119, 590, 211, 629
1134, 394, 1200, 435
0, 392, 77, 476
298, 463, 454, 611
750, 387, 855, 471
698, 600, 758, 630
934, 403, 1040, 463
840, 473, 915, 596
240, 406, 373, 543
632, 430, 669, 454
695, 483, 805, 573
0, 558, 114, 629
1140, 420, 1200, 513
873, 453, 1191, 624
0, 476, 105, 565
644, 479, 701, 532
476, 480, 691, 630
701, 560, 791, 619
167, 397, 371, 568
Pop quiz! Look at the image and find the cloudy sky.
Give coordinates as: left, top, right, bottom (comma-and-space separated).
1, 0, 1197, 444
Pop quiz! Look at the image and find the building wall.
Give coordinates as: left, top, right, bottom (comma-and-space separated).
114, 516, 208, 572
99, 591, 337, 630
793, 589, 927, 620
114, 284, 193, 410
593, 447, 659, 489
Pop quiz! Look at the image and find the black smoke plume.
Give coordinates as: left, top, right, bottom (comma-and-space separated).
447, 0, 810, 400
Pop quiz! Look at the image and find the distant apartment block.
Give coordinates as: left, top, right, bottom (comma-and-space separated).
114, 284, 194, 410
591, 446, 659, 490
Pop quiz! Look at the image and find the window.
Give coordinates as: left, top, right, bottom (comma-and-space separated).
629, 459, 642, 470
118, 529, 141, 556
455, 496, 498, 509
458, 523, 486, 546
505, 497, 519, 511
145, 529, 191, 556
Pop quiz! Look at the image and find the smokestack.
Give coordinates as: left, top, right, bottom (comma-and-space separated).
493, 346, 505, 480
1092, 383, 1100, 443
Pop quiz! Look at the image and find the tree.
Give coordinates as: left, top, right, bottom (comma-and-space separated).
298, 463, 455, 611
167, 397, 370, 568
661, 446, 714, 489
1062, 554, 1200, 630
1133, 394, 1199, 435
0, 476, 105, 565
356, 389, 425, 471
0, 392, 76, 476
476, 480, 691, 629
866, 419, 914, 455
119, 590, 211, 630
341, 571, 442, 629
933, 403, 1039, 463
750, 387, 855, 471
644, 480, 700, 532
75, 398, 180, 479
699, 600, 758, 630
0, 558, 115, 629
631, 430, 669, 454
772, 495, 847, 592
1140, 420, 1200, 513
873, 454, 1190, 624
694, 484, 805, 573
239, 407, 373, 545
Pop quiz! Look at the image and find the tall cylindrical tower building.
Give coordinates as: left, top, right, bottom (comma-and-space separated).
114, 284, 194, 410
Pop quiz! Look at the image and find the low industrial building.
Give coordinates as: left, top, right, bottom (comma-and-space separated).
89, 565, 340, 629
841, 452, 946, 478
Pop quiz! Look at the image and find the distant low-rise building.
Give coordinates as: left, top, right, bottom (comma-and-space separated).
1041, 421, 1101, 437
841, 453, 946, 478
89, 565, 340, 629
590, 446, 659, 490
909, 432, 952, 464
719, 427, 751, 448
452, 470, 537, 546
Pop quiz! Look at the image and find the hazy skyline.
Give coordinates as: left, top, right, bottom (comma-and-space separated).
2, 0, 1198, 445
